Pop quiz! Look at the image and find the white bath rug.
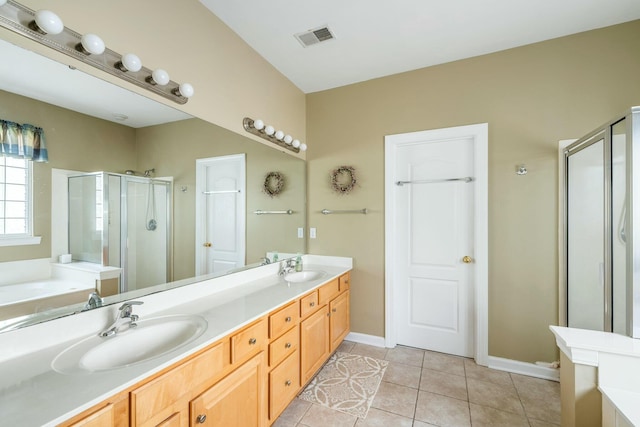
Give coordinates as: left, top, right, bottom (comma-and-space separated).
298, 351, 388, 419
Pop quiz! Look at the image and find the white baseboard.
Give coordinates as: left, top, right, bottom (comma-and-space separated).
488, 356, 560, 382
345, 332, 386, 348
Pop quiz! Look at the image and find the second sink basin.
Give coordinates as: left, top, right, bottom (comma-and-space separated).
52, 314, 207, 374
284, 270, 326, 283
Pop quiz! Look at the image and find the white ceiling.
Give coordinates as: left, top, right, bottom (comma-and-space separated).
200, 0, 640, 93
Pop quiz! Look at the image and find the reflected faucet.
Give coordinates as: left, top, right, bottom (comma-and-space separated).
278, 259, 295, 276
259, 257, 271, 265
83, 291, 103, 311
99, 301, 144, 337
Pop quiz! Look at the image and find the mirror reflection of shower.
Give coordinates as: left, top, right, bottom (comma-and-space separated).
68, 171, 172, 294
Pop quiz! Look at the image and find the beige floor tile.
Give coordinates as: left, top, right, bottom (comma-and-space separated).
420, 368, 468, 401
529, 419, 560, 427
337, 340, 356, 353
385, 346, 425, 367
354, 408, 413, 427
463, 359, 512, 386
422, 351, 466, 376
371, 381, 418, 418
414, 391, 471, 427
351, 343, 388, 360
299, 403, 357, 427
276, 398, 312, 424
511, 374, 561, 423
469, 403, 529, 427
467, 378, 524, 415
412, 421, 439, 427
271, 418, 297, 427
383, 361, 422, 389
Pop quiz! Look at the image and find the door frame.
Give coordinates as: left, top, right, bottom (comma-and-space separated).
384, 123, 488, 365
195, 154, 246, 276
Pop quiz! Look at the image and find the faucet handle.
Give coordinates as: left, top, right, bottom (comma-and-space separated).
119, 300, 143, 317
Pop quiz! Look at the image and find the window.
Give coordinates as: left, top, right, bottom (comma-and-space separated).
0, 156, 34, 240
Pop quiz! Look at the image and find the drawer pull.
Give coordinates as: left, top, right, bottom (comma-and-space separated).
332, 308, 337, 312
310, 302, 315, 307
285, 342, 292, 349
285, 316, 292, 322
196, 414, 207, 424
249, 337, 257, 345
285, 380, 292, 386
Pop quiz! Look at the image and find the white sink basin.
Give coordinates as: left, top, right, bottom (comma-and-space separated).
52, 314, 207, 374
284, 270, 326, 283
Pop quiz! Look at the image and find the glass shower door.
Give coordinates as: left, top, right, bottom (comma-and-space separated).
566, 135, 607, 331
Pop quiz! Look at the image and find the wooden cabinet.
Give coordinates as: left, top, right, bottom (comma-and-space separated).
300, 305, 330, 384
330, 290, 350, 352
269, 351, 300, 419
231, 319, 267, 364
65, 403, 115, 427
300, 291, 319, 318
190, 353, 266, 427
269, 301, 299, 339
60, 391, 129, 427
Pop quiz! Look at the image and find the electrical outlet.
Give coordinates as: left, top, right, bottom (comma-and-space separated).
297, 227, 304, 238
310, 227, 317, 239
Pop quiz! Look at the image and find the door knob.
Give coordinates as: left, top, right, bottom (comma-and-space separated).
203, 242, 212, 247
462, 256, 473, 264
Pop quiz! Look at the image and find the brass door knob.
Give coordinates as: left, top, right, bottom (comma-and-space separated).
462, 256, 473, 264
203, 242, 212, 247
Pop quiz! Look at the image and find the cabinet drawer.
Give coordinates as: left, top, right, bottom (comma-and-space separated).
318, 278, 340, 306
66, 403, 114, 427
269, 301, 299, 339
339, 272, 350, 292
269, 350, 300, 420
269, 324, 298, 368
131, 340, 227, 427
300, 291, 319, 318
231, 319, 268, 364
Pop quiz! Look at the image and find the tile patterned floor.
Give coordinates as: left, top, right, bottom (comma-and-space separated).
274, 341, 561, 427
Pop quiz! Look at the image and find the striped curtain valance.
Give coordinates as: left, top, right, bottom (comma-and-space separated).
0, 120, 48, 162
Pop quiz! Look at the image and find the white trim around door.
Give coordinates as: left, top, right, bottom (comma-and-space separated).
384, 123, 489, 366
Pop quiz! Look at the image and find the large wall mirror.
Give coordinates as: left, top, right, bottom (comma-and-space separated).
0, 37, 306, 332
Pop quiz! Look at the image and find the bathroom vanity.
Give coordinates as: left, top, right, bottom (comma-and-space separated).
0, 255, 352, 426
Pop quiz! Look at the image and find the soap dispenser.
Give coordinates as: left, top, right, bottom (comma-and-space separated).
295, 253, 303, 272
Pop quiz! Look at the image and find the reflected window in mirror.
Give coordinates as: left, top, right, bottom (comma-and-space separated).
0, 157, 33, 240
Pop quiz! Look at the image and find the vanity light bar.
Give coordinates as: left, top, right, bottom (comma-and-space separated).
243, 117, 306, 154
0, 1, 193, 104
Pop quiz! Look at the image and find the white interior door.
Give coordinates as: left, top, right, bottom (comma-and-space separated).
195, 154, 245, 276
386, 125, 485, 358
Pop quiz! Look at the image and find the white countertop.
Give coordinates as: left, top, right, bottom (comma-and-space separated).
0, 255, 352, 427
600, 386, 640, 426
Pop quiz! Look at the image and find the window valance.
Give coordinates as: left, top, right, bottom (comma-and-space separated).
0, 120, 48, 162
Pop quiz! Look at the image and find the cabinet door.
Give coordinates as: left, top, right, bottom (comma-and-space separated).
190, 353, 266, 427
269, 350, 300, 420
300, 305, 330, 384
330, 290, 350, 352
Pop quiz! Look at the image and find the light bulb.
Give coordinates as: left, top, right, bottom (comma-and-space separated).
150, 68, 170, 86
292, 139, 301, 148
265, 125, 275, 136
275, 130, 285, 140
118, 53, 142, 72
253, 119, 264, 130
177, 83, 194, 98
32, 10, 64, 35
299, 143, 307, 151
284, 135, 293, 145
78, 34, 105, 55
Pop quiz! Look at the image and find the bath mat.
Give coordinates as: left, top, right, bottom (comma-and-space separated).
298, 351, 388, 419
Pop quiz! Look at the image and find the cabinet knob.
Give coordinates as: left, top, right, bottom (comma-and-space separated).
249, 337, 257, 345
332, 308, 337, 312
196, 414, 207, 424
285, 342, 292, 349
310, 302, 315, 307
285, 316, 292, 322
345, 279, 349, 284
285, 380, 292, 386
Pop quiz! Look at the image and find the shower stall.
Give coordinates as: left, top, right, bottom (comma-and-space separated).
68, 172, 172, 293
563, 106, 640, 338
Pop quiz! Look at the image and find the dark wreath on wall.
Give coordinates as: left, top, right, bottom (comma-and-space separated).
330, 166, 357, 194
263, 171, 285, 197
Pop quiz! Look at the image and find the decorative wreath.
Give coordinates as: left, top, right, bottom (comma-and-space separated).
330, 166, 357, 194
263, 171, 285, 197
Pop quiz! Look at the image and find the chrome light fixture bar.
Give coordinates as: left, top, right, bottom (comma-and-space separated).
0, 1, 193, 104
243, 117, 306, 153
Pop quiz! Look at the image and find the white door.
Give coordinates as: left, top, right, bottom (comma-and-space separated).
195, 154, 246, 276
385, 124, 486, 358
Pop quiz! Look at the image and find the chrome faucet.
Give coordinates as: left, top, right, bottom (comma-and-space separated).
99, 301, 144, 337
83, 291, 103, 310
278, 259, 295, 276
259, 257, 271, 265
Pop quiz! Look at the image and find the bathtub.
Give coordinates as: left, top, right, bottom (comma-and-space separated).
0, 279, 95, 321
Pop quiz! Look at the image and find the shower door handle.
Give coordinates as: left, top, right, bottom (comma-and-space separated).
203, 242, 212, 247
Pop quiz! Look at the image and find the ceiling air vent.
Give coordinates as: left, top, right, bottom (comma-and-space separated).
294, 26, 335, 48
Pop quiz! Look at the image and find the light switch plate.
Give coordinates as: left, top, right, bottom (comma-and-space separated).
297, 227, 304, 238
310, 227, 317, 239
